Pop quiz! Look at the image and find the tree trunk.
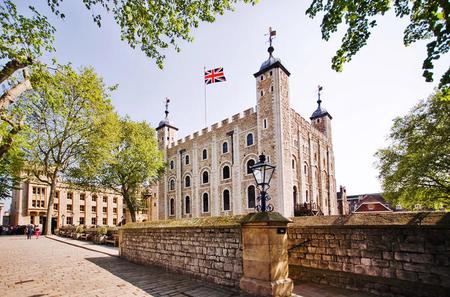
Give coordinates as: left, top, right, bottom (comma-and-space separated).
122, 191, 138, 223
0, 58, 32, 84
0, 73, 32, 110
44, 179, 57, 235
130, 209, 137, 222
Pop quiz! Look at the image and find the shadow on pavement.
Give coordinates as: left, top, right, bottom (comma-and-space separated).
86, 256, 250, 297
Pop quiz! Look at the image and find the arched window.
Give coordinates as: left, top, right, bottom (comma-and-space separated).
292, 159, 296, 169
185, 155, 190, 165
169, 198, 175, 216
170, 160, 174, 170
246, 159, 255, 174
222, 142, 228, 154
185, 176, 191, 188
304, 163, 308, 175
247, 185, 256, 209
202, 149, 208, 160
223, 189, 230, 211
293, 186, 298, 205
169, 179, 175, 191
246, 133, 254, 146
202, 171, 209, 184
202, 193, 209, 212
222, 166, 231, 180
185, 196, 191, 214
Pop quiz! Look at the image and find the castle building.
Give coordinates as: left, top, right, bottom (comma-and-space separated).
10, 176, 124, 231
155, 43, 338, 220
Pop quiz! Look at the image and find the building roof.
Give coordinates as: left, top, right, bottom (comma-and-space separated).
310, 105, 332, 120
353, 194, 393, 213
253, 46, 290, 77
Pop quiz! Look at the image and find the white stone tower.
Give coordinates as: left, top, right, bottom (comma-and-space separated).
254, 29, 294, 217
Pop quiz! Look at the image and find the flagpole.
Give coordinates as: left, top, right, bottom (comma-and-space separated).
204, 66, 207, 127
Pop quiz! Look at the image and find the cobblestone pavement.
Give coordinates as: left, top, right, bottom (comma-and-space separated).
0, 236, 376, 297
0, 236, 251, 297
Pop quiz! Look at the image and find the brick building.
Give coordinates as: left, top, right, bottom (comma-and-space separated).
155, 43, 339, 220
10, 176, 124, 230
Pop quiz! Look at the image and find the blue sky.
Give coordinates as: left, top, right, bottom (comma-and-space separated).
6, 0, 448, 210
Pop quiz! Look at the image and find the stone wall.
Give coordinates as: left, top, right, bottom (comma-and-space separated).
288, 212, 450, 297
119, 217, 243, 287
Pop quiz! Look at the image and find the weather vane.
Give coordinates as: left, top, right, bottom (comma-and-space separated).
265, 27, 277, 56
317, 85, 323, 106
165, 97, 170, 119
266, 27, 277, 47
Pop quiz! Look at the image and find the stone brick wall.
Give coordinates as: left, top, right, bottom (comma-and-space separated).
120, 223, 243, 288
288, 213, 450, 297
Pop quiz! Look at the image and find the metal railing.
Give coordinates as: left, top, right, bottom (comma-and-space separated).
293, 202, 323, 216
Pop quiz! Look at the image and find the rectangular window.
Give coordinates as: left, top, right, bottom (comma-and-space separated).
112, 218, 117, 225
92, 195, 97, 202
66, 217, 73, 225
103, 207, 107, 213
67, 204, 72, 211
79, 217, 85, 225
113, 197, 117, 204
91, 218, 97, 226
67, 192, 73, 200
103, 196, 107, 203
80, 193, 85, 200
92, 206, 97, 212
32, 200, 36, 207
113, 208, 117, 214
53, 203, 58, 210
55, 191, 60, 199
80, 205, 85, 212
32, 186, 46, 208
102, 218, 107, 225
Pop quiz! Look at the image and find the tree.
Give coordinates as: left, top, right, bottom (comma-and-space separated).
43, 0, 256, 68
0, 0, 55, 159
376, 87, 450, 209
0, 146, 24, 201
17, 64, 118, 234
306, 0, 449, 88
76, 117, 164, 222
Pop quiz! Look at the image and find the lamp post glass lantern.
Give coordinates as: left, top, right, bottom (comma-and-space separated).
250, 154, 275, 212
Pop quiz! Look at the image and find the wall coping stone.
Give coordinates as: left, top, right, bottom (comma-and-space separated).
290, 212, 450, 227
241, 212, 292, 224
122, 215, 245, 229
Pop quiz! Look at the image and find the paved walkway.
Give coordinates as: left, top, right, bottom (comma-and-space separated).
0, 236, 376, 297
46, 235, 119, 256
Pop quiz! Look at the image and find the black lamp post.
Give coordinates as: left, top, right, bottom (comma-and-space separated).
250, 154, 276, 212
61, 214, 65, 227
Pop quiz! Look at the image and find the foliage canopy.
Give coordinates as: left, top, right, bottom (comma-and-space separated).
17, 64, 118, 233
376, 88, 450, 209
306, 0, 450, 88
77, 117, 164, 222
44, 0, 257, 68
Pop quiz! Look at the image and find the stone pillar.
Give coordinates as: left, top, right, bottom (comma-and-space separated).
240, 212, 293, 297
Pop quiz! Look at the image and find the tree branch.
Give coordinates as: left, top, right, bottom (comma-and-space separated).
0, 69, 32, 110
0, 58, 32, 84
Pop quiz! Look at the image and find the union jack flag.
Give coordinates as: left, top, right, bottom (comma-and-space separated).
204, 67, 226, 85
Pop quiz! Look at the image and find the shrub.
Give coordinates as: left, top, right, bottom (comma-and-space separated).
97, 226, 108, 235
75, 225, 86, 233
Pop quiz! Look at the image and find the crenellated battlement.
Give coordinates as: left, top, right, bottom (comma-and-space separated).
165, 107, 256, 149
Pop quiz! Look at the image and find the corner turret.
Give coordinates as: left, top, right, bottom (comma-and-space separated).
311, 86, 332, 138
156, 98, 178, 149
